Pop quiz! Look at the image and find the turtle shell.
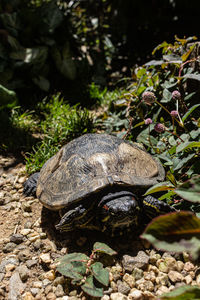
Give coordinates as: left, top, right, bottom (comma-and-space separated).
36, 134, 165, 210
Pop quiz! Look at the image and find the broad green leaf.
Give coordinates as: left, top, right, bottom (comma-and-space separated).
182, 104, 200, 123
158, 191, 176, 201
56, 262, 85, 281
144, 182, 175, 196
91, 262, 109, 286
93, 242, 117, 256
183, 74, 200, 82
81, 275, 103, 297
141, 211, 200, 259
57, 253, 89, 264
159, 285, 200, 300
173, 153, 195, 171
175, 176, 200, 203
176, 141, 200, 153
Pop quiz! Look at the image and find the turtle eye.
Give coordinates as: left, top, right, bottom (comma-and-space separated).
103, 204, 109, 211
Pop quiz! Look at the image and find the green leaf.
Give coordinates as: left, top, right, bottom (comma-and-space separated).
181, 44, 196, 62
173, 153, 195, 171
81, 275, 103, 297
141, 211, 200, 260
183, 74, 200, 81
175, 176, 200, 203
56, 253, 89, 281
91, 262, 109, 286
57, 253, 89, 264
93, 242, 117, 256
144, 182, 175, 196
159, 285, 200, 300
176, 141, 200, 153
56, 262, 85, 281
182, 104, 200, 123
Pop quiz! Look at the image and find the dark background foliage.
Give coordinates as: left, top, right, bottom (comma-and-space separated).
0, 0, 200, 107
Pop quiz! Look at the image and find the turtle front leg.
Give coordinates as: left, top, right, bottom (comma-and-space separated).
55, 202, 98, 232
23, 172, 40, 197
143, 195, 176, 220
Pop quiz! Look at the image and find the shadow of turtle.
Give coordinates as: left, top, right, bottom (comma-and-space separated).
40, 206, 147, 257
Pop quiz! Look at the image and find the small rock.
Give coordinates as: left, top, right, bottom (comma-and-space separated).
33, 281, 43, 288
149, 252, 161, 265
143, 270, 156, 283
5, 263, 16, 272
24, 221, 32, 229
40, 253, 51, 264
135, 278, 154, 292
117, 280, 131, 295
22, 291, 35, 300
33, 239, 42, 250
53, 276, 65, 286
26, 259, 38, 268
123, 273, 135, 288
110, 292, 128, 300
184, 274, 192, 285
164, 256, 177, 271
30, 288, 40, 296
128, 289, 143, 300
3, 242, 16, 253
46, 292, 56, 300
0, 255, 19, 272
122, 251, 149, 272
10, 234, 24, 244
168, 270, 183, 283
55, 284, 64, 297
158, 261, 169, 273
176, 261, 184, 272
8, 271, 26, 300
196, 274, 200, 285
42, 270, 55, 281
42, 279, 52, 287
132, 268, 143, 281
18, 249, 31, 262
17, 265, 29, 282
156, 272, 170, 286
184, 262, 195, 272
20, 229, 32, 236
110, 265, 123, 281
101, 295, 110, 300
156, 286, 170, 296
18, 176, 26, 184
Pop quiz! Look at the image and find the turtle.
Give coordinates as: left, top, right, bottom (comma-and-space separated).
24, 133, 175, 234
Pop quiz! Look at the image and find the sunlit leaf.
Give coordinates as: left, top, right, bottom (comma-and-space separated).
91, 262, 109, 286
175, 176, 200, 203
141, 211, 200, 259
144, 182, 175, 196
93, 242, 117, 256
81, 275, 103, 297
176, 141, 200, 153
182, 104, 200, 123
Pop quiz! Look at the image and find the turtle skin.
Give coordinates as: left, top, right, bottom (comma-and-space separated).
24, 133, 175, 233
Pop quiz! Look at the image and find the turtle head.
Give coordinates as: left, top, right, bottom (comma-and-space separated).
98, 191, 141, 233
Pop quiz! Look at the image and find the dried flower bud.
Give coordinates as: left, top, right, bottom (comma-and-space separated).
142, 91, 156, 105
172, 90, 181, 100
154, 123, 165, 133
170, 110, 178, 117
144, 118, 153, 125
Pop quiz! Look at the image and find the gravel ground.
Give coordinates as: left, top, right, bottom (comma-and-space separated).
0, 155, 199, 300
